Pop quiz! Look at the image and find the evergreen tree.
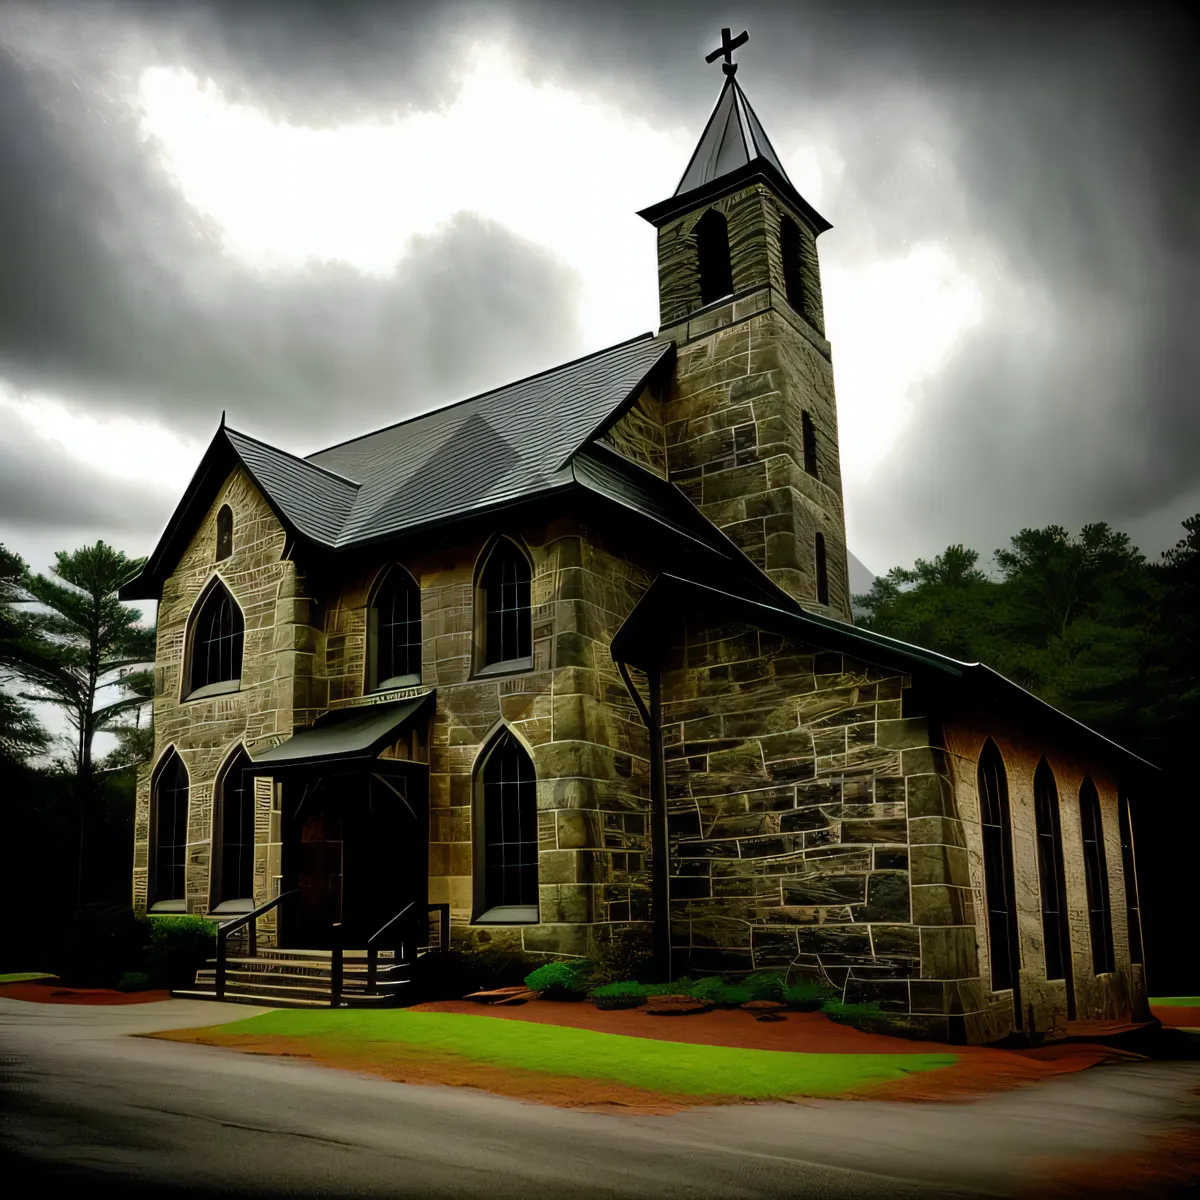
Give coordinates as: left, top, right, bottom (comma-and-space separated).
0, 544, 50, 766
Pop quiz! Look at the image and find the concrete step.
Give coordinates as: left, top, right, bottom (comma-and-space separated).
196, 969, 409, 992
172, 989, 333, 1009
204, 958, 408, 980
252, 948, 397, 962
181, 980, 402, 1005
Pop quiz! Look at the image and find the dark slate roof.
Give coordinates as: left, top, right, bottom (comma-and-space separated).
251, 693, 431, 767
675, 75, 790, 197
306, 333, 672, 546
224, 428, 359, 546
612, 574, 1158, 774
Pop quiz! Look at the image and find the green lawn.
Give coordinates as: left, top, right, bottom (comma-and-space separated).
1149, 997, 1200, 1007
0, 972, 57, 984
202, 1009, 958, 1100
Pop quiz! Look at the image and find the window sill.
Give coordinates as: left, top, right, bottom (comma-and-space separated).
473, 905, 539, 925
149, 900, 186, 914
373, 675, 422, 692
474, 657, 533, 679
184, 678, 241, 702
209, 898, 255, 916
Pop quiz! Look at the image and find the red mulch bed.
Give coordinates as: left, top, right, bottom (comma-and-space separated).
0, 981, 172, 1005
1151, 1005, 1200, 1028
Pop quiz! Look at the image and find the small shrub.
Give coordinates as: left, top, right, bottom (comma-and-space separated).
116, 971, 152, 992
744, 970, 788, 1002
524, 959, 595, 999
782, 979, 837, 1011
821, 1000, 891, 1031
146, 915, 217, 990
684, 977, 751, 1007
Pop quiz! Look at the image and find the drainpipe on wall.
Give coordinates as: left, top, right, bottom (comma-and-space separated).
617, 660, 671, 982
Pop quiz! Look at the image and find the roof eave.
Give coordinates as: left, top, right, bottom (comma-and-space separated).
638, 159, 832, 235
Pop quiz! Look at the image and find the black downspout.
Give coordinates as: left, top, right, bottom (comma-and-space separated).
618, 660, 671, 983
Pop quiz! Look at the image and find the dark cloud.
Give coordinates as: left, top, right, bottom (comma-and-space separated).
0, 0, 1196, 570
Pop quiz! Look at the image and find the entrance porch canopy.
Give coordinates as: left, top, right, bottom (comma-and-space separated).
250, 691, 433, 774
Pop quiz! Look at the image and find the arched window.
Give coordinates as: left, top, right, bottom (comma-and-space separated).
1033, 760, 1075, 1014
1080, 778, 1115, 974
213, 749, 255, 908
780, 213, 806, 316
695, 208, 733, 306
185, 579, 244, 698
1118, 791, 1143, 966
801, 410, 818, 477
814, 532, 829, 605
215, 504, 233, 561
478, 539, 531, 671
369, 567, 422, 690
978, 741, 1021, 1000
152, 752, 189, 910
475, 731, 538, 922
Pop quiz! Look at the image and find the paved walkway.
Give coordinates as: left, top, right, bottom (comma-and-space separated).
2, 997, 1199, 1198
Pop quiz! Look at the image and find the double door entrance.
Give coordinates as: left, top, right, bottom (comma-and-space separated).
280, 768, 427, 948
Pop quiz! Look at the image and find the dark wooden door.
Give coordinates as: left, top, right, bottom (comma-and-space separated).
297, 811, 343, 944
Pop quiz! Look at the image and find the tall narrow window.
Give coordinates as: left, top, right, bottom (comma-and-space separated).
801, 410, 818, 477
814, 532, 829, 605
185, 580, 244, 697
152, 752, 189, 909
780, 213, 806, 316
1118, 791, 1143, 966
215, 504, 233, 561
478, 539, 531, 670
1081, 778, 1116, 974
978, 740, 1021, 1003
369, 567, 422, 690
477, 731, 538, 921
1033, 760, 1075, 1014
214, 750, 255, 906
695, 208, 733, 306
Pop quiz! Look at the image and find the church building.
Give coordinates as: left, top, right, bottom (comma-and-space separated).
121, 49, 1151, 1043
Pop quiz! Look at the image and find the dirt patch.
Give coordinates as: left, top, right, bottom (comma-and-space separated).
0, 981, 172, 1006
1025, 1121, 1200, 1197
151, 1028, 711, 1114
1151, 1004, 1200, 1028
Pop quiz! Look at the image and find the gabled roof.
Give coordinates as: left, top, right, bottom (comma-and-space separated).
675, 74, 790, 197
120, 334, 675, 599
612, 574, 1158, 775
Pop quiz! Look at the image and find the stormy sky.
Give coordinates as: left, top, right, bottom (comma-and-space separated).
1, 0, 1197, 586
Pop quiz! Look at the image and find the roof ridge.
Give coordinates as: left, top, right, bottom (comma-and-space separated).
306, 331, 658, 462
225, 424, 362, 489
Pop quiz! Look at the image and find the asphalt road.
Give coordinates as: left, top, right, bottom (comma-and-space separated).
2, 997, 1199, 1199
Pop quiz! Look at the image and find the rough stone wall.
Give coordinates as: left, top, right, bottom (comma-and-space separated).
597, 384, 668, 479
651, 182, 849, 619
942, 712, 1148, 1042
660, 615, 949, 1021
317, 513, 654, 960
663, 306, 850, 619
134, 467, 322, 916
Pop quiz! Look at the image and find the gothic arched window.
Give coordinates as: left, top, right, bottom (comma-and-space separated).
213, 749, 255, 908
814, 532, 829, 605
185, 579, 244, 698
1034, 760, 1074, 1012
979, 740, 1021, 996
477, 538, 531, 671
802, 410, 818, 478
1118, 791, 1143, 966
695, 208, 734, 306
475, 731, 538, 922
152, 751, 189, 910
369, 567, 422, 690
780, 213, 806, 317
1080, 778, 1115, 974
215, 504, 233, 561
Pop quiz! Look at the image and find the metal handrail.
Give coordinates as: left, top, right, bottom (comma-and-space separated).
215, 889, 298, 1000
366, 901, 416, 993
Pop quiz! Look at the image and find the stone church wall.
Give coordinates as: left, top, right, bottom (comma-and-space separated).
133, 467, 321, 917
942, 710, 1147, 1043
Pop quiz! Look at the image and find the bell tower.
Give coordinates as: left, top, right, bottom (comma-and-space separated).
638, 33, 851, 620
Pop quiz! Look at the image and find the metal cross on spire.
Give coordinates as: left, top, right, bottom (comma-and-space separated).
705, 27, 748, 76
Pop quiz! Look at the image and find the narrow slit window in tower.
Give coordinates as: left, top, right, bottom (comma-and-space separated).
814, 532, 829, 605
802, 410, 818, 477
695, 208, 733, 306
780, 213, 806, 317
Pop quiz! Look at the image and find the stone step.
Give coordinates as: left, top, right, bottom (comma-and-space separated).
196, 968, 409, 992
180, 980, 401, 1006
205, 957, 407, 979
252, 948, 396, 961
